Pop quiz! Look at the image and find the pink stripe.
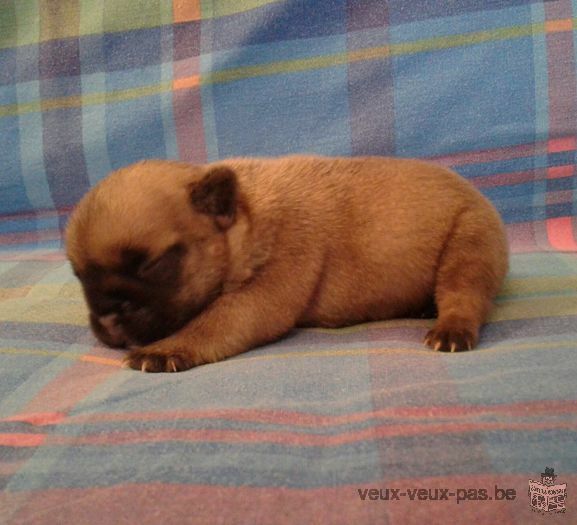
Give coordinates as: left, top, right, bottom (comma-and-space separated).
172, 56, 206, 164
4, 401, 575, 448
467, 170, 534, 189
546, 216, 577, 251
41, 399, 577, 428
45, 420, 577, 448
0, 207, 71, 223
173, 87, 207, 163
431, 136, 576, 169
0, 433, 45, 447
22, 360, 119, 415
0, 229, 61, 245
548, 136, 577, 153
506, 222, 539, 253
545, 3, 577, 147
2, 412, 66, 426
430, 140, 545, 167
173, 57, 199, 80
0, 461, 24, 476
8, 475, 555, 525
547, 165, 574, 178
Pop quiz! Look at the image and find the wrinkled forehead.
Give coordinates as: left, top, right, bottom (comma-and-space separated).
67, 192, 183, 274
66, 160, 210, 274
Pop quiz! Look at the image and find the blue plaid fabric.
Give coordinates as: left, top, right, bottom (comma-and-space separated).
1, 1, 576, 523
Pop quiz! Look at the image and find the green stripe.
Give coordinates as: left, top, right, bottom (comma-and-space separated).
0, 7, 571, 50
0, 82, 173, 118
0, 20, 571, 117
201, 0, 280, 19
1, 0, 281, 49
491, 295, 577, 322
79, 0, 104, 37
205, 51, 355, 84
391, 23, 538, 55
0, 347, 84, 360
0, 2, 17, 49
499, 276, 577, 299
206, 23, 544, 84
101, 0, 163, 34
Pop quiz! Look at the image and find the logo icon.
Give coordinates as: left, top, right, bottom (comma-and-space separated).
528, 467, 567, 514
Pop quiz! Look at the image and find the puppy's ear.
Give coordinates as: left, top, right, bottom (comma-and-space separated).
189, 167, 237, 229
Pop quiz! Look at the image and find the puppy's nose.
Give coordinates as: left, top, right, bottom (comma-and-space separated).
99, 313, 119, 332
97, 314, 127, 347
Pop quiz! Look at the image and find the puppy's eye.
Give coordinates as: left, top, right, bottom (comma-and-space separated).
138, 243, 185, 283
93, 294, 131, 316
120, 300, 138, 314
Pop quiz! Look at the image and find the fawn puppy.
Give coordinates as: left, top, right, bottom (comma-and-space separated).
66, 156, 508, 372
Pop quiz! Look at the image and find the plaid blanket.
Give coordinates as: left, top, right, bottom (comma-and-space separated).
1, 1, 576, 523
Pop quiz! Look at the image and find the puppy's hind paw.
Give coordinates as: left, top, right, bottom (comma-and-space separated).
424, 325, 477, 353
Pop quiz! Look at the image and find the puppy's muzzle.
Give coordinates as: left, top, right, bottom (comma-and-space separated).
90, 312, 136, 348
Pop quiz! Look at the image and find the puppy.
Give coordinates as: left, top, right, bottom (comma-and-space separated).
66, 156, 508, 373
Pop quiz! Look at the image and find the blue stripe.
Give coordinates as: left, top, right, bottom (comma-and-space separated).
0, 215, 60, 235
5, 428, 577, 490
17, 79, 55, 211
0, 114, 30, 215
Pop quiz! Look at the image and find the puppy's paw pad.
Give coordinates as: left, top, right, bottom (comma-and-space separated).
424, 327, 475, 353
125, 347, 195, 373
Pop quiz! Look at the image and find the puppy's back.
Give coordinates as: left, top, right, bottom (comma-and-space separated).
220, 155, 507, 328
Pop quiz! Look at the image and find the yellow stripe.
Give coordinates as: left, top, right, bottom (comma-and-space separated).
390, 23, 535, 56
0, 302, 87, 325
0, 83, 172, 118
200, 0, 279, 19
206, 52, 352, 84
0, 287, 31, 300
205, 21, 545, 84
2, 20, 571, 118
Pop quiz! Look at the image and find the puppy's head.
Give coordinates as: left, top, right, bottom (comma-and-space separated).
66, 160, 243, 348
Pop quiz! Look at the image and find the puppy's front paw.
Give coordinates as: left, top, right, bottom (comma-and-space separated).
125, 341, 199, 373
424, 320, 478, 353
